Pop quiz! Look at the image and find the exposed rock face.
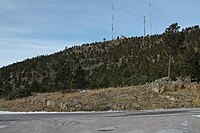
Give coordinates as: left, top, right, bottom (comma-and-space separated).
151, 77, 186, 93
151, 77, 172, 93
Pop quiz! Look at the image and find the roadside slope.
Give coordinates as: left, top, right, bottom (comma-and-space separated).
0, 81, 199, 112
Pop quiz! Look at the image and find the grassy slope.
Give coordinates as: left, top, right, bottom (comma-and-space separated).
0, 82, 200, 112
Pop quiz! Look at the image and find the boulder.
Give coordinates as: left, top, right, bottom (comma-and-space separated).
46, 100, 51, 106
151, 82, 160, 93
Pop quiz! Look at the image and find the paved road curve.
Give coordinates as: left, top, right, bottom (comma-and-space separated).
0, 109, 200, 133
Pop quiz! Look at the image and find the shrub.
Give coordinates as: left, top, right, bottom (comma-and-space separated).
7, 88, 32, 100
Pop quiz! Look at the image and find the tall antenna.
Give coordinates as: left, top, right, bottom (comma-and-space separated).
112, 0, 114, 40
144, 16, 146, 37
149, 2, 152, 35
143, 16, 146, 46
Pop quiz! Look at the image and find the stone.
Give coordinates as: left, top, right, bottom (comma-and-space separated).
46, 101, 51, 106
42, 98, 47, 105
31, 99, 35, 105
159, 84, 167, 93
151, 83, 160, 93
165, 96, 175, 101
50, 101, 56, 107
59, 102, 67, 109
184, 76, 191, 83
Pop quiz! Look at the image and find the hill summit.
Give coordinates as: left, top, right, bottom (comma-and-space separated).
0, 23, 200, 100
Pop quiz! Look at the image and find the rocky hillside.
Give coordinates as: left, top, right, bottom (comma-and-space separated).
0, 23, 200, 99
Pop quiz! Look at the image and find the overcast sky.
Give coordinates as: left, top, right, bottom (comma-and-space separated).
0, 0, 200, 67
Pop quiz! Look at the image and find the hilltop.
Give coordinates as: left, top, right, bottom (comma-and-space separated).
0, 23, 200, 100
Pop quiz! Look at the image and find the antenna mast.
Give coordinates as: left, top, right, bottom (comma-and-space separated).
143, 16, 146, 46
149, 2, 152, 35
144, 16, 146, 37
112, 0, 114, 40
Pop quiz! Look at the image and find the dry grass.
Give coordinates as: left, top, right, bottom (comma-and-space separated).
0, 83, 200, 112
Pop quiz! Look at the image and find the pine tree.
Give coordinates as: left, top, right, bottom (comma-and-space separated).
55, 63, 73, 92
73, 65, 88, 89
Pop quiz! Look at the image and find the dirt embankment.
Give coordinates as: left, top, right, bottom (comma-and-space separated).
0, 80, 200, 112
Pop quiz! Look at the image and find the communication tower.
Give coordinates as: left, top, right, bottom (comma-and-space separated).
112, 0, 114, 40
149, 2, 152, 35
144, 16, 146, 37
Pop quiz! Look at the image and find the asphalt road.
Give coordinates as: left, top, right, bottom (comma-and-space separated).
0, 109, 200, 133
